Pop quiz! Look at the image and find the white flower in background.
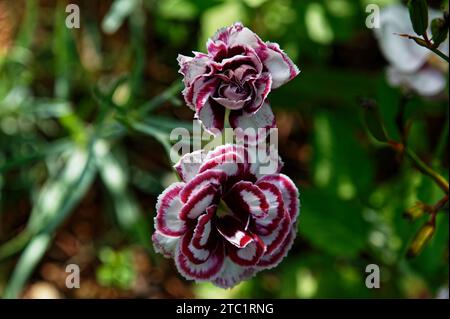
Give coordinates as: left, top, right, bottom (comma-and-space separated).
374, 4, 449, 97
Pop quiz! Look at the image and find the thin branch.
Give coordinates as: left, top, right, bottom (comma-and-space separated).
433, 109, 449, 169
429, 46, 450, 62
404, 147, 449, 194
396, 33, 450, 63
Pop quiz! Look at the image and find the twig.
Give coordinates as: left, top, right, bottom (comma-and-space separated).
429, 46, 450, 62
396, 33, 450, 63
433, 109, 449, 169
404, 147, 449, 194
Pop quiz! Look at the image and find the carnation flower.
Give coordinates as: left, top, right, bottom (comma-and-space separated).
374, 4, 449, 97
152, 144, 299, 288
178, 22, 300, 135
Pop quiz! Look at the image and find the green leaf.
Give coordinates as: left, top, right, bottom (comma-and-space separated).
300, 188, 371, 257
3, 146, 96, 298
136, 81, 183, 115
2, 234, 52, 299
143, 116, 192, 131
28, 99, 73, 118
129, 121, 173, 158
158, 0, 198, 20
94, 140, 150, 248
15, 0, 39, 48
361, 99, 389, 143
431, 18, 449, 47
312, 111, 375, 195
26, 148, 96, 233
53, 2, 78, 100
376, 76, 402, 141
102, 0, 140, 34
408, 0, 429, 36
0, 138, 72, 173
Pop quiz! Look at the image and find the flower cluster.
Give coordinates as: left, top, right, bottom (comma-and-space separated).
374, 4, 449, 97
153, 23, 301, 288
153, 145, 299, 288
178, 22, 299, 135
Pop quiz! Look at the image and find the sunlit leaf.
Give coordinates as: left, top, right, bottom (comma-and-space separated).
3, 146, 96, 298
94, 140, 150, 247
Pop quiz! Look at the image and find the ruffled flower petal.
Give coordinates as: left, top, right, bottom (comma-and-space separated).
258, 42, 300, 89
228, 233, 266, 266
177, 54, 211, 87
180, 184, 219, 220
175, 241, 225, 281
258, 212, 290, 255
198, 151, 245, 177
212, 257, 256, 289
180, 170, 226, 203
216, 215, 254, 248
154, 182, 187, 236
224, 181, 269, 219
253, 181, 285, 235
152, 231, 179, 258
230, 102, 276, 144
174, 149, 206, 183
258, 174, 300, 221
196, 98, 225, 134
192, 205, 216, 249
245, 73, 272, 113
257, 227, 296, 269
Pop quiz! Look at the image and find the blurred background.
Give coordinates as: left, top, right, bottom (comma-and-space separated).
0, 0, 448, 299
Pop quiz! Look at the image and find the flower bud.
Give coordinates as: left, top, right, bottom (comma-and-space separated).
403, 202, 427, 221
407, 223, 435, 258
431, 17, 449, 47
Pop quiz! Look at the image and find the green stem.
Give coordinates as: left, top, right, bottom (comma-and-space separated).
224, 108, 231, 129
223, 108, 231, 144
401, 34, 450, 63
428, 47, 450, 63
137, 81, 183, 116
405, 147, 449, 194
0, 231, 32, 261
433, 109, 449, 168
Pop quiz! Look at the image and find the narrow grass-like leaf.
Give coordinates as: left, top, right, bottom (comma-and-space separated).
94, 140, 150, 247
0, 138, 72, 173
26, 148, 96, 234
3, 146, 96, 298
129, 122, 173, 157
137, 81, 183, 115
102, 0, 140, 34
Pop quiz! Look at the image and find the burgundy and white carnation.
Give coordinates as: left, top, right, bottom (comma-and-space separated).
178, 22, 300, 135
152, 144, 299, 288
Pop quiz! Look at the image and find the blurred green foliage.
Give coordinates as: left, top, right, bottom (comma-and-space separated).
96, 247, 136, 290
0, 0, 448, 299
